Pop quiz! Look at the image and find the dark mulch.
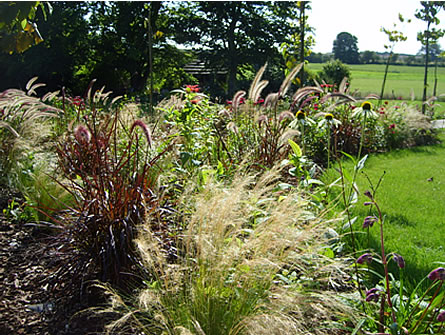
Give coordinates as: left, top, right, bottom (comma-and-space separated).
0, 189, 108, 335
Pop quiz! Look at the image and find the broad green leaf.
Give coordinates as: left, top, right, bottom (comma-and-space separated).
288, 139, 302, 157
355, 154, 368, 172
340, 151, 356, 164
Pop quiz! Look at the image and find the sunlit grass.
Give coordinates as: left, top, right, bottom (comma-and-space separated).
324, 130, 445, 289
307, 63, 445, 103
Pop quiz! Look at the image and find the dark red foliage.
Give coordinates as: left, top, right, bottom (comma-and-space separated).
54, 113, 164, 287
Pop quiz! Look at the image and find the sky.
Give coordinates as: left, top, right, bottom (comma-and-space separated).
307, 0, 445, 55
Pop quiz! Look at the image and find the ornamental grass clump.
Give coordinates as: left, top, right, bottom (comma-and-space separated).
52, 91, 165, 287
100, 168, 357, 334
0, 77, 60, 188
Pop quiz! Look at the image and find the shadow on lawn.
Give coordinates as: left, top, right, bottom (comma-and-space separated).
352, 223, 434, 292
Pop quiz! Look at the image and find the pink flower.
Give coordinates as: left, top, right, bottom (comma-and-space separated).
389, 124, 396, 129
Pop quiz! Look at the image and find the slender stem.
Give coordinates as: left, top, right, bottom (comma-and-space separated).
334, 145, 364, 307
411, 281, 443, 333
301, 122, 305, 154
373, 200, 396, 324
327, 125, 331, 169
358, 112, 367, 160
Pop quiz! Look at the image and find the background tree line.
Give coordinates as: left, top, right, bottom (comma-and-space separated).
0, 1, 443, 101
0, 1, 309, 100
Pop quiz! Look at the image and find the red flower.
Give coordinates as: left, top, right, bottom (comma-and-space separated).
384, 101, 389, 105
191, 99, 200, 104
389, 124, 396, 129
72, 96, 84, 107
185, 84, 200, 93
254, 98, 265, 105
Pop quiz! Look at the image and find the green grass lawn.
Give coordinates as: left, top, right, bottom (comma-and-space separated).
323, 130, 445, 288
307, 63, 445, 102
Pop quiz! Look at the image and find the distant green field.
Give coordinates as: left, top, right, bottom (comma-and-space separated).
307, 63, 445, 101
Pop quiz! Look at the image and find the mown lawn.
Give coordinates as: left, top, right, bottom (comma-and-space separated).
307, 63, 445, 101
323, 130, 445, 288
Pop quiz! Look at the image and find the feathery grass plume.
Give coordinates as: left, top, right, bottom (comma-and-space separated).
291, 86, 323, 110
320, 92, 357, 110
264, 92, 280, 109
338, 76, 349, 94
0, 121, 20, 137
0, 80, 60, 187
86, 79, 97, 104
101, 166, 357, 334
279, 62, 303, 98
232, 90, 246, 113
227, 121, 239, 135
278, 110, 295, 122
248, 62, 269, 102
131, 119, 153, 147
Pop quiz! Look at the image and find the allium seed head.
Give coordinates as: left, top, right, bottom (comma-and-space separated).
437, 311, 445, 322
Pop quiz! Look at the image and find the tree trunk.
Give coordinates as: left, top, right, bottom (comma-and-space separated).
380, 52, 392, 102
227, 4, 239, 97
422, 23, 430, 114
433, 58, 438, 97
299, 2, 305, 86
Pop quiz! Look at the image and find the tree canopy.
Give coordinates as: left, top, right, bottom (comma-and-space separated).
170, 1, 303, 96
332, 32, 360, 64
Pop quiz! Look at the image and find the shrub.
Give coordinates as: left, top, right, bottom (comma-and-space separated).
317, 60, 351, 88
